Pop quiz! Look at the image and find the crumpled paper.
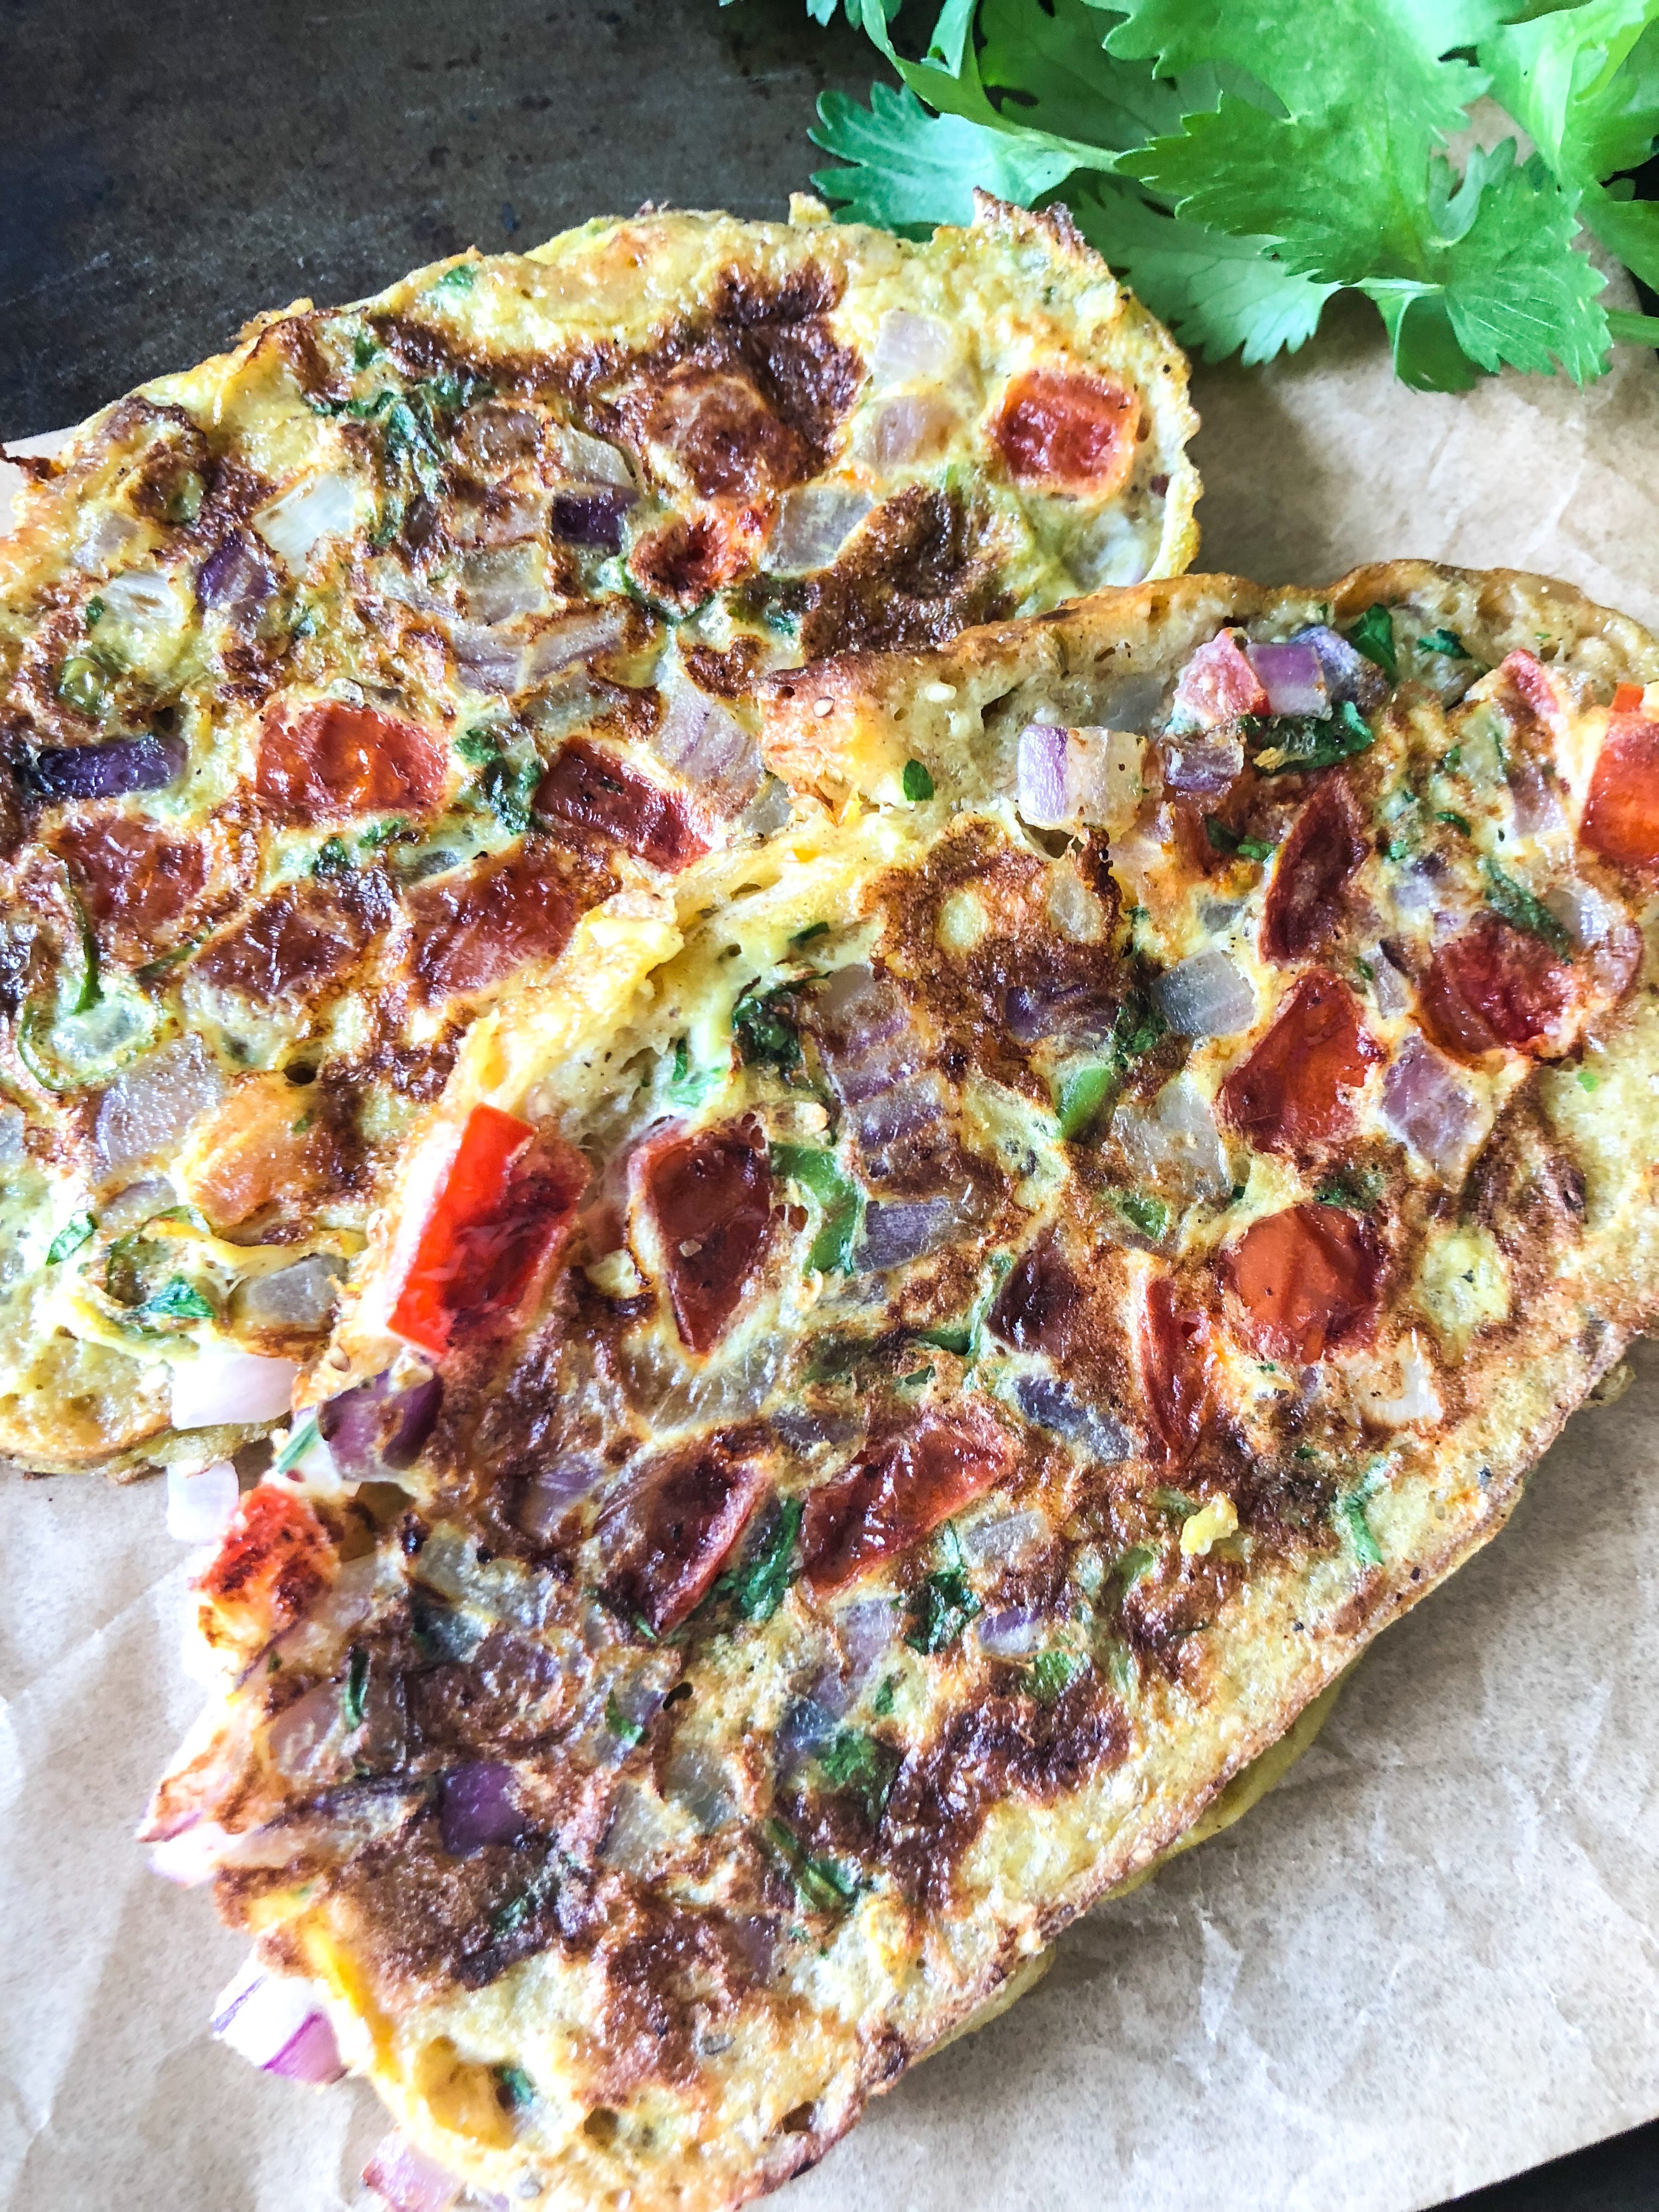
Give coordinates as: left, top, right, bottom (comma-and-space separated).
3, 285, 1658, 2212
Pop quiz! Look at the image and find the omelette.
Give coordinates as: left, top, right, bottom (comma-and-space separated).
0, 193, 1196, 1478
146, 561, 1659, 2209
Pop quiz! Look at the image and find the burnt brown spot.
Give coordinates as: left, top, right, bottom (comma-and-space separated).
189, 871, 393, 1004
788, 487, 1013, 659
407, 840, 600, 1002
56, 816, 207, 962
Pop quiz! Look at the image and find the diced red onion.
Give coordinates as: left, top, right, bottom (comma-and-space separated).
857, 394, 957, 469
148, 1818, 235, 1886
450, 620, 524, 696
456, 402, 542, 471
439, 1761, 524, 1855
977, 1604, 1042, 1658
166, 1458, 240, 1543
1013, 1374, 1134, 1460
1390, 858, 1444, 921
1112, 1074, 1228, 1204
812, 964, 919, 1102
778, 1694, 839, 1769
74, 507, 142, 572
1381, 1034, 1482, 1175
661, 1742, 737, 1832
871, 309, 951, 385
1152, 949, 1254, 1037
1161, 731, 1244, 798
517, 1453, 606, 1542
197, 535, 275, 616
458, 543, 548, 625
651, 670, 762, 814
26, 731, 185, 802
845, 1071, 949, 1175
235, 1255, 344, 1333
254, 471, 359, 570
317, 1368, 443, 1477
1246, 640, 1328, 719
1546, 879, 1641, 999
1002, 977, 1116, 1047
363, 2134, 463, 2212
171, 1348, 297, 1430
524, 604, 627, 681
557, 427, 635, 488
266, 1678, 348, 1785
550, 486, 635, 549
854, 1192, 962, 1273
211, 1960, 346, 2084
1368, 943, 1412, 1018
763, 487, 872, 575
1289, 625, 1387, 710
959, 1506, 1049, 1569
832, 1594, 897, 1691
93, 1035, 229, 1177
1509, 758, 1566, 837
603, 1669, 671, 1759
1016, 723, 1069, 827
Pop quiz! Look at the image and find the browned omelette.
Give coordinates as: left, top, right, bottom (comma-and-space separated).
146, 563, 1659, 2209
0, 194, 1196, 1477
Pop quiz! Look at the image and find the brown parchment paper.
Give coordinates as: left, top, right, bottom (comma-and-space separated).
4, 285, 1659, 2212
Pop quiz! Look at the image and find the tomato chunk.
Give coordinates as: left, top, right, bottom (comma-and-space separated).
194, 1482, 332, 1636
1612, 683, 1645, 715
599, 1444, 768, 1634
636, 1116, 773, 1354
390, 1104, 587, 1357
1172, 633, 1270, 730
258, 700, 447, 823
1223, 1203, 1384, 1363
57, 817, 207, 960
992, 368, 1140, 496
1260, 776, 1367, 963
408, 843, 578, 1002
534, 738, 709, 873
1218, 972, 1379, 1153
802, 1409, 1016, 1594
1135, 1272, 1210, 1465
1582, 711, 1659, 874
1417, 913, 1574, 1059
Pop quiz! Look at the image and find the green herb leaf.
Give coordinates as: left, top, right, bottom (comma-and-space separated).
1110, 1188, 1170, 1241
313, 834, 353, 880
1333, 1487, 1384, 1567
732, 984, 801, 1073
472, 754, 541, 838
1418, 628, 1468, 658
771, 1143, 862, 1273
1026, 1647, 1087, 1702
790, 920, 831, 947
495, 2063, 535, 2111
901, 757, 935, 802
605, 1691, 645, 1748
1435, 809, 1472, 834
433, 262, 477, 292
870, 1674, 898, 1717
1347, 603, 1398, 680
1111, 1543, 1158, 1596
456, 726, 503, 766
85, 596, 105, 628
1314, 1165, 1386, 1212
1152, 1485, 1196, 1521
905, 1532, 980, 1654
717, 1497, 804, 1623
274, 1415, 320, 1476
759, 1816, 864, 1915
1249, 698, 1375, 774
136, 1275, 216, 1324
342, 1645, 369, 1729
819, 1726, 899, 1820
666, 1032, 724, 1109
1483, 859, 1572, 951
47, 1211, 96, 1263
811, 81, 1079, 233
55, 656, 108, 718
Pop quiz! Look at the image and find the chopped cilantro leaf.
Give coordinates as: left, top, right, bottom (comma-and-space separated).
1314, 1166, 1385, 1212
136, 1275, 216, 1324
1346, 604, 1397, 680
1152, 1486, 1196, 1522
456, 726, 503, 765
1435, 809, 1472, 834
495, 2063, 535, 2111
312, 834, 352, 880
1205, 815, 1274, 862
473, 754, 541, 837
732, 984, 801, 1073
1111, 1543, 1158, 1596
84, 596, 105, 628
1577, 1068, 1600, 1093
1026, 1647, 1087, 1703
819, 1728, 898, 1821
433, 263, 476, 292
1483, 859, 1571, 952
759, 1817, 862, 1915
47, 1211, 95, 1263
870, 1674, 897, 1718
667, 1032, 723, 1108
901, 757, 935, 802
1418, 627, 1469, 658
1249, 698, 1374, 774
789, 920, 831, 947
342, 1645, 369, 1729
716, 1497, 804, 1623
605, 1692, 645, 1749
905, 1527, 979, 1653
352, 332, 381, 370
1333, 1486, 1384, 1568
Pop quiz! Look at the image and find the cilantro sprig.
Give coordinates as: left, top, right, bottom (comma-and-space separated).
754, 0, 1659, 392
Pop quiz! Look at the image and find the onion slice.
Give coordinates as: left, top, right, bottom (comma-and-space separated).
1152, 949, 1255, 1037
170, 1349, 297, 1431
211, 1959, 346, 2085
363, 2134, 464, 2212
166, 1459, 240, 1543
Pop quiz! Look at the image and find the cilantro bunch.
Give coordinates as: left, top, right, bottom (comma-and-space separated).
741, 0, 1659, 391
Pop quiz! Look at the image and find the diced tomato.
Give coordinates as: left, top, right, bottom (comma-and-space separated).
628, 506, 765, 610
534, 738, 709, 873
1582, 710, 1659, 874
599, 1445, 768, 1634
57, 817, 207, 961
390, 1104, 588, 1357
1260, 776, 1367, 963
1498, 649, 1569, 740
258, 700, 447, 823
802, 1409, 1016, 1594
1135, 1272, 1210, 1465
644, 366, 811, 501
1218, 972, 1379, 1154
992, 368, 1141, 497
1417, 913, 1574, 1060
635, 1116, 773, 1355
190, 881, 379, 1004
408, 843, 578, 1001
194, 1481, 333, 1636
1223, 1203, 1384, 1363
1612, 682, 1646, 715
1172, 633, 1271, 730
